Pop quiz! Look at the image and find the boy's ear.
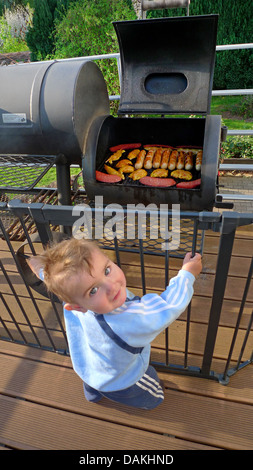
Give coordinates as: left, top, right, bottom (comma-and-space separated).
64, 303, 87, 313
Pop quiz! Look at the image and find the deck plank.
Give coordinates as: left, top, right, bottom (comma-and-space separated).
1, 349, 252, 450
0, 395, 217, 450
0, 222, 252, 451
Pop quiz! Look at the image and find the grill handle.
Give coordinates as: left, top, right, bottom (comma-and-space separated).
141, 0, 190, 11
215, 195, 234, 209
140, 0, 190, 18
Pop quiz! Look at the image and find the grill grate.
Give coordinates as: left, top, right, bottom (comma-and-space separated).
0, 155, 56, 190
99, 219, 205, 258
97, 146, 202, 189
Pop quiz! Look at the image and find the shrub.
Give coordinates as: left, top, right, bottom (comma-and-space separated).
4, 4, 33, 39
0, 15, 29, 51
220, 136, 253, 160
237, 96, 253, 120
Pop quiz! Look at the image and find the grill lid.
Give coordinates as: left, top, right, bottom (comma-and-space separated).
113, 15, 218, 115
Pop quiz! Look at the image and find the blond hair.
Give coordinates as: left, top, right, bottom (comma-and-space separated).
34, 238, 98, 303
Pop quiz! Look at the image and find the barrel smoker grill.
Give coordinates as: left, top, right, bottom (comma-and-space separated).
0, 15, 229, 215
83, 14, 229, 212
0, 59, 110, 203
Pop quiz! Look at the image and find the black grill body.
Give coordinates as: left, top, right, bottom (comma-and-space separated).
83, 15, 222, 211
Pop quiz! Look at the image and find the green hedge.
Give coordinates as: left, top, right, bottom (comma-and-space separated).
149, 0, 253, 90
221, 136, 253, 160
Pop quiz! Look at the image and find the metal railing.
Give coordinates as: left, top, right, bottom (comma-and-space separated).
14, 43, 253, 137
0, 200, 252, 385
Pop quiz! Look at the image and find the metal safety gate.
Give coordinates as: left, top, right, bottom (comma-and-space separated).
0, 199, 252, 385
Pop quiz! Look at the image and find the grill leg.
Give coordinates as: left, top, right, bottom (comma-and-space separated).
55, 155, 71, 206
55, 155, 72, 235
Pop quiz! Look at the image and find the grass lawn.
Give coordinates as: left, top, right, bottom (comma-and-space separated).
211, 95, 253, 130
35, 166, 82, 188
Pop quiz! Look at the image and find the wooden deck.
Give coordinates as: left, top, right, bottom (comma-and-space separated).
0, 224, 253, 451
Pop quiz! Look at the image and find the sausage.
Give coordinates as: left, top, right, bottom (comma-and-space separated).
144, 149, 155, 169
152, 148, 164, 168
160, 149, 171, 169
168, 150, 178, 170
109, 143, 141, 152
195, 150, 203, 171
144, 144, 172, 148
176, 178, 201, 188
185, 151, 193, 170
135, 149, 146, 169
139, 176, 176, 187
176, 151, 185, 170
96, 171, 122, 183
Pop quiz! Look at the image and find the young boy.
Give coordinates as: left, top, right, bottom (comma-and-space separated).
28, 238, 202, 410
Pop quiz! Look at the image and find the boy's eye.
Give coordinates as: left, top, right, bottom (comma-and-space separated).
105, 266, 111, 276
90, 286, 98, 296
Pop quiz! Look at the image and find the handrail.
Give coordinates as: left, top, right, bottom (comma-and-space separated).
12, 42, 253, 137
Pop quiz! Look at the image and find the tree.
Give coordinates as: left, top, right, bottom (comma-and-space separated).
26, 0, 69, 60
52, 0, 136, 108
53, 0, 136, 58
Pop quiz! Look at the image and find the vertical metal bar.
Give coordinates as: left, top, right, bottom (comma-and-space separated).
201, 226, 236, 376
164, 247, 169, 365
139, 239, 146, 296
0, 292, 20, 342
0, 217, 57, 351
14, 212, 68, 348
222, 257, 253, 382
111, 212, 121, 268
186, 0, 190, 16
17, 216, 37, 255
55, 156, 72, 207
0, 305, 15, 341
250, 349, 253, 364
184, 219, 198, 368
30, 219, 53, 248
0, 259, 41, 346
116, 55, 122, 90
235, 309, 253, 371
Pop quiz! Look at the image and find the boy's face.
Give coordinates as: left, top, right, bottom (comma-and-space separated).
65, 248, 127, 314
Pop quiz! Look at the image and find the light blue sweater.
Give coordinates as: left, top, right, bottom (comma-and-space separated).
63, 269, 195, 392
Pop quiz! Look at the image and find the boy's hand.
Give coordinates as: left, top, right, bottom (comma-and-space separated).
181, 252, 202, 279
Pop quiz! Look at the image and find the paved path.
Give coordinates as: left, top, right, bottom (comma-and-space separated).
216, 175, 253, 213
